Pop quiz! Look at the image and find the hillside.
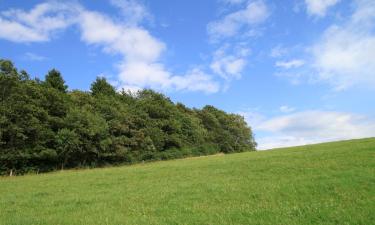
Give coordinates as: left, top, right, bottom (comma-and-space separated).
0, 138, 374, 225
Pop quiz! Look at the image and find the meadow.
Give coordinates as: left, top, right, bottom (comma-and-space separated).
0, 138, 374, 225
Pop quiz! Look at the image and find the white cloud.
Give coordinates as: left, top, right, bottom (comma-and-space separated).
170, 68, 220, 93
78, 10, 165, 63
305, 0, 340, 17
110, 0, 151, 25
206, 1, 269, 87
118, 65, 219, 93
210, 45, 249, 80
256, 136, 314, 150
0, 1, 219, 93
0, 17, 46, 42
220, 0, 246, 5
211, 57, 246, 79
279, 105, 295, 113
238, 110, 266, 128
23, 52, 47, 61
78, 10, 218, 93
207, 0, 269, 39
246, 110, 375, 149
209, 43, 250, 81
273, 1, 375, 91
270, 45, 288, 58
311, 0, 375, 90
118, 62, 170, 88
276, 59, 305, 69
119, 84, 142, 93
0, 2, 77, 42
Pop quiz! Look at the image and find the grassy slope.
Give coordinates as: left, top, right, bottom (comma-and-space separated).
0, 138, 374, 225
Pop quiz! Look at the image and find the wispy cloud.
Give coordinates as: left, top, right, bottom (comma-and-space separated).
220, 0, 246, 5
310, 0, 375, 90
109, 0, 152, 25
276, 59, 305, 69
210, 44, 250, 80
274, 0, 375, 91
207, 0, 269, 40
206, 0, 270, 87
270, 45, 288, 58
0, 2, 77, 42
279, 105, 296, 113
23, 52, 47, 61
304, 0, 341, 17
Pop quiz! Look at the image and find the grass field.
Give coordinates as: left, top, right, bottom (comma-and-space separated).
0, 138, 374, 225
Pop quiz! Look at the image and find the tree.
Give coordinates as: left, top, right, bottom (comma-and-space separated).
90, 77, 116, 96
45, 69, 68, 93
56, 128, 80, 169
0, 59, 18, 77
64, 107, 109, 166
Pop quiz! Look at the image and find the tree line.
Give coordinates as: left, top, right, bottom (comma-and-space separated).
0, 59, 256, 175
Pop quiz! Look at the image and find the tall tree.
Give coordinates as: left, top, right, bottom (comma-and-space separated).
45, 69, 68, 93
90, 77, 116, 96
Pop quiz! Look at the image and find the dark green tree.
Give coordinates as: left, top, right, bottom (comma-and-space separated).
45, 69, 68, 93
90, 77, 116, 96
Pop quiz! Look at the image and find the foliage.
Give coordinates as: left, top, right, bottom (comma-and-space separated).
0, 59, 256, 174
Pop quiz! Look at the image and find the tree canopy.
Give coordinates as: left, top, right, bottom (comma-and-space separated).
0, 59, 256, 175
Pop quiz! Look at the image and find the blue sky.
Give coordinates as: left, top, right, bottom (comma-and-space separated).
1, 0, 375, 149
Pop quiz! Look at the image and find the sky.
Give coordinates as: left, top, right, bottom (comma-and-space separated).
0, 0, 374, 149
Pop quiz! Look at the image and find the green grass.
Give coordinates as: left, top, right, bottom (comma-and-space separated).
1, 138, 374, 225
